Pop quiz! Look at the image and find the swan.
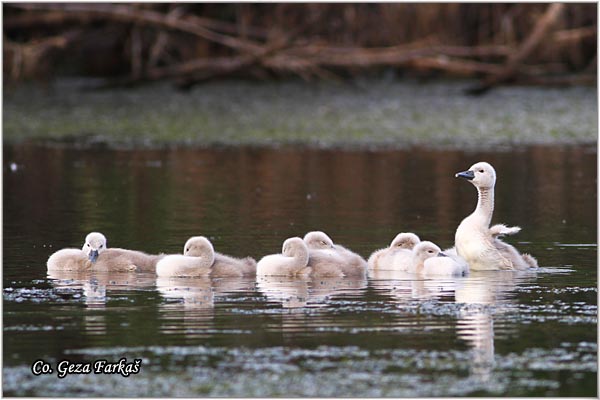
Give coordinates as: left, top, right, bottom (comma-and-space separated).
409, 241, 469, 276
47, 232, 163, 272
303, 231, 367, 277
257, 237, 312, 276
367, 232, 420, 270
156, 236, 256, 277
455, 161, 538, 270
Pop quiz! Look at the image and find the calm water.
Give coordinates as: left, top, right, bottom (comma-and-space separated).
3, 143, 597, 397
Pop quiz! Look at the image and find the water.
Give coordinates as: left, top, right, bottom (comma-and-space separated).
3, 143, 597, 396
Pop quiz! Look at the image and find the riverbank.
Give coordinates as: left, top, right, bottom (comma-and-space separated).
3, 79, 597, 149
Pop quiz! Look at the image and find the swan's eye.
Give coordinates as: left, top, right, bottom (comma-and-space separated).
428, 250, 434, 253
185, 248, 189, 252
479, 169, 484, 173
99, 244, 103, 248
86, 243, 90, 247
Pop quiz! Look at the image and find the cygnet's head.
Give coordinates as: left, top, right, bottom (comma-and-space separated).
282, 237, 308, 257
390, 232, 420, 250
183, 236, 215, 257
455, 161, 496, 190
82, 232, 107, 263
303, 231, 334, 249
412, 241, 444, 263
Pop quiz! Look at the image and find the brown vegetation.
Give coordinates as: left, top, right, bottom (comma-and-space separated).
3, 3, 597, 94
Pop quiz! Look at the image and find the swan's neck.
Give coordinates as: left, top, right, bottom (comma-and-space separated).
295, 251, 309, 269
198, 253, 215, 269
474, 186, 494, 227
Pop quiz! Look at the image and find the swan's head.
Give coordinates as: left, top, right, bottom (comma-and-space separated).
390, 232, 420, 250
183, 236, 215, 257
455, 161, 496, 190
303, 231, 334, 249
282, 237, 308, 257
82, 232, 107, 263
412, 241, 444, 263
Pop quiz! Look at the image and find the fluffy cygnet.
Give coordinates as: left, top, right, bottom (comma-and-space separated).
257, 237, 312, 277
455, 161, 538, 271
156, 236, 256, 277
47, 232, 163, 272
303, 231, 367, 277
367, 232, 420, 270
257, 237, 351, 277
409, 241, 469, 276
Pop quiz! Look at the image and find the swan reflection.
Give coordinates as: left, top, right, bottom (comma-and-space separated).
454, 270, 538, 380
47, 270, 155, 308
257, 275, 367, 308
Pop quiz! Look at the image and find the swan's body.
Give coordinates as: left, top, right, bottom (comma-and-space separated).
368, 232, 420, 270
257, 237, 312, 276
455, 162, 538, 271
156, 236, 256, 277
47, 232, 163, 272
409, 241, 469, 276
303, 231, 367, 277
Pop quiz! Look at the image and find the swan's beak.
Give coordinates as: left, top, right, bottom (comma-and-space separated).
89, 249, 99, 263
455, 170, 475, 180
438, 252, 448, 257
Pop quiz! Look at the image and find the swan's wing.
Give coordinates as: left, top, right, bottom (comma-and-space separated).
489, 224, 521, 238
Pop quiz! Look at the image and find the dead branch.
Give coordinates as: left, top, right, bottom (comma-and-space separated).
468, 3, 566, 95
553, 26, 596, 44
8, 3, 263, 54
4, 7, 269, 40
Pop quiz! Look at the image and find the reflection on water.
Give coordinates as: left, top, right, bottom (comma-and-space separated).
257, 276, 367, 308
3, 143, 597, 397
47, 270, 156, 308
157, 276, 214, 309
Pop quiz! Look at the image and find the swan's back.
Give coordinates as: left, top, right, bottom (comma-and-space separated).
423, 256, 469, 276
334, 244, 367, 276
212, 253, 257, 277
493, 239, 537, 270
156, 255, 212, 277
47, 248, 90, 271
307, 251, 345, 277
95, 248, 164, 272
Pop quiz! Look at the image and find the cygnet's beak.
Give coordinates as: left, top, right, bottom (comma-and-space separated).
437, 252, 448, 257
455, 170, 475, 180
89, 249, 99, 263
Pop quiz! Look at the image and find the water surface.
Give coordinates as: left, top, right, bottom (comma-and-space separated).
3, 143, 597, 396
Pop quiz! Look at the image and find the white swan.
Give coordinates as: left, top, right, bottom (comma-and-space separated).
409, 241, 469, 276
367, 232, 420, 270
156, 236, 256, 277
303, 231, 367, 277
47, 232, 163, 272
455, 161, 538, 270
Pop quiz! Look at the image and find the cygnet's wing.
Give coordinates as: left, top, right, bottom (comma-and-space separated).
489, 224, 521, 238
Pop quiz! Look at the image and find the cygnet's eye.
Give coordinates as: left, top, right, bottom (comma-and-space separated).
428, 250, 434, 254
99, 244, 103, 249
185, 248, 189, 252
86, 243, 90, 247
479, 169, 484, 173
